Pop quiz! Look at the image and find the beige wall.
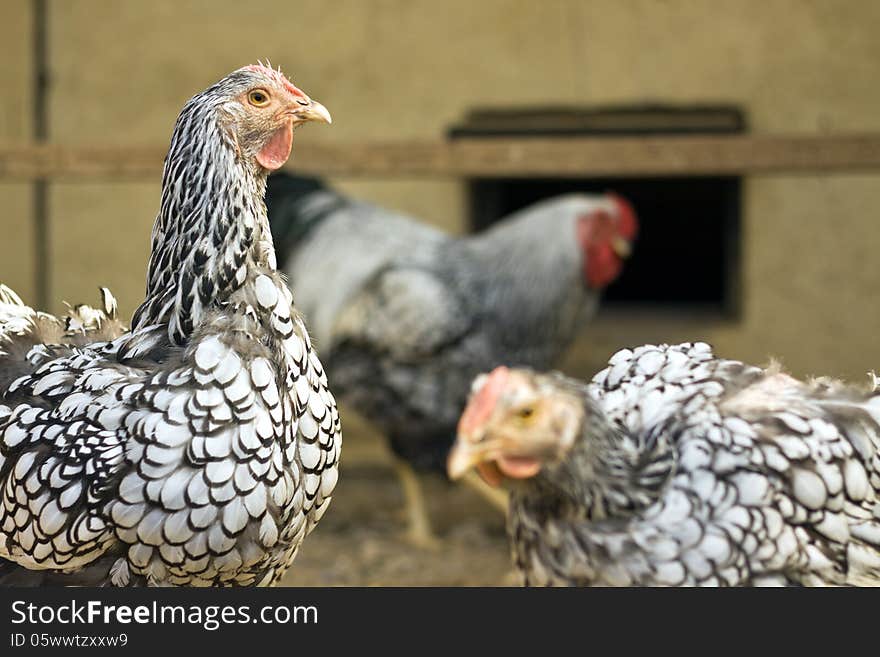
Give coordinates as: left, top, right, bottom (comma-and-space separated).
2, 0, 880, 380
0, 0, 34, 301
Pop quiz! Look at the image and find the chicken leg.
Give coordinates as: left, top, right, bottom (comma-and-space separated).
392, 457, 442, 550
392, 456, 508, 551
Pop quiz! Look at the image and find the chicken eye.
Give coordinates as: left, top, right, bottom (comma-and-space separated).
517, 407, 535, 420
248, 89, 270, 106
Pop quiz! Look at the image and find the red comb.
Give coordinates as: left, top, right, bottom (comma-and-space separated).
244, 63, 307, 99
458, 367, 510, 437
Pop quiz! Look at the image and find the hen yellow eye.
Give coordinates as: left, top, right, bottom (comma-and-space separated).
248, 89, 270, 106
517, 407, 535, 420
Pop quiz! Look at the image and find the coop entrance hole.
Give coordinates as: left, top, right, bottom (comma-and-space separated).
451, 106, 745, 316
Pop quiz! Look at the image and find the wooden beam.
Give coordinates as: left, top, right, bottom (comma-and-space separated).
293, 135, 880, 177
1, 135, 880, 181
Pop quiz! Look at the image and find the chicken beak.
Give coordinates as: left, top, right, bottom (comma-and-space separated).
295, 99, 332, 125
611, 236, 632, 259
447, 437, 486, 480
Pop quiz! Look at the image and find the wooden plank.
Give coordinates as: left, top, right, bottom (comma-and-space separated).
0, 144, 166, 180
1, 135, 880, 180
449, 105, 746, 136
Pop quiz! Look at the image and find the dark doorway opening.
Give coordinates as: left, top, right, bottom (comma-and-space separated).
450, 106, 745, 316
467, 176, 741, 313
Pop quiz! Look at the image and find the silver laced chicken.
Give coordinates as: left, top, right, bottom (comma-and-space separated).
266, 173, 638, 547
0, 64, 340, 586
449, 343, 880, 586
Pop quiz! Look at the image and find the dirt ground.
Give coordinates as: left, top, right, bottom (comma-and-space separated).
280, 409, 516, 587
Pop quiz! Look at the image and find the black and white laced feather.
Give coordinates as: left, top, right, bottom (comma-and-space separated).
510, 342, 880, 586
0, 66, 340, 586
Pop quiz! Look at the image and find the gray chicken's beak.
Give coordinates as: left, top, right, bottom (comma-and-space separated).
294, 99, 332, 125
611, 236, 632, 259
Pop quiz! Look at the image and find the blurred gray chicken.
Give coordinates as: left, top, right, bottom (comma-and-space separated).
449, 344, 880, 586
266, 173, 638, 546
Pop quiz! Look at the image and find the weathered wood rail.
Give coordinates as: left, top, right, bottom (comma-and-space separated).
2, 134, 880, 181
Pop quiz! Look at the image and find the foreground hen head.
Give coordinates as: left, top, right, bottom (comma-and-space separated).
175, 62, 331, 174
132, 64, 332, 342
448, 367, 587, 487
577, 193, 638, 289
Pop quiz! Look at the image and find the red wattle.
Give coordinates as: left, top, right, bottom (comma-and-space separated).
608, 193, 639, 241
585, 243, 623, 290
497, 456, 542, 479
256, 121, 294, 171
476, 462, 504, 487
